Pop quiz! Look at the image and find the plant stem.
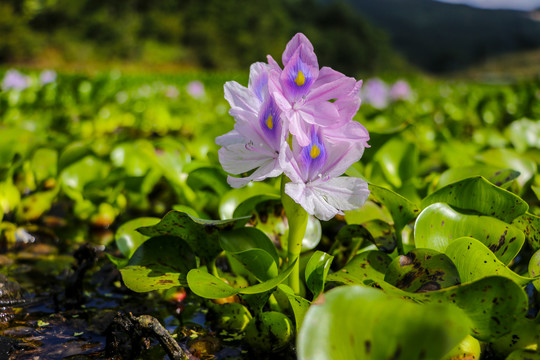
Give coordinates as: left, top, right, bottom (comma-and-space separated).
206, 258, 219, 278
281, 176, 308, 295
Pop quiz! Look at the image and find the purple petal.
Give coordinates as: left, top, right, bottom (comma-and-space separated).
302, 101, 341, 128
280, 47, 318, 101
307, 68, 357, 103
224, 81, 260, 113
248, 62, 270, 102
282, 33, 315, 66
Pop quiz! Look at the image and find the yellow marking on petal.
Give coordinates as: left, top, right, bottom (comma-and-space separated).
310, 144, 320, 159
295, 70, 306, 86
266, 115, 273, 129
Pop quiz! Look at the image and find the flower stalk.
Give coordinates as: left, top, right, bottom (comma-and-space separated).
281, 175, 308, 295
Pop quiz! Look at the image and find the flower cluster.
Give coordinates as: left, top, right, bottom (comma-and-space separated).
362, 78, 414, 109
216, 33, 370, 221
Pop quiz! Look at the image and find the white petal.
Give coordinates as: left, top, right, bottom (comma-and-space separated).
218, 144, 273, 175
224, 81, 260, 112
215, 130, 243, 147
286, 177, 370, 221
311, 176, 370, 213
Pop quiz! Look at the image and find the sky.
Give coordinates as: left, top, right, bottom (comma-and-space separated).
436, 0, 540, 11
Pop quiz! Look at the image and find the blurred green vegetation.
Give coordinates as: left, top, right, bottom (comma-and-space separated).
0, 0, 405, 76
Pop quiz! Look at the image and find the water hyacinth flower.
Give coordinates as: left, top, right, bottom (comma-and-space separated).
186, 80, 205, 99
216, 33, 371, 220
268, 33, 363, 146
279, 125, 369, 221
389, 79, 413, 101
2, 69, 30, 91
362, 78, 389, 109
216, 62, 286, 188
39, 70, 57, 86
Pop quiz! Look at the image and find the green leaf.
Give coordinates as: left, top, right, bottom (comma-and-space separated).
298, 285, 470, 360
373, 137, 419, 188
445, 237, 533, 286
422, 176, 528, 223
233, 194, 281, 218
219, 227, 279, 281
60, 155, 110, 192
137, 211, 250, 260
437, 166, 520, 189
186, 259, 297, 299
186, 166, 229, 196
368, 184, 420, 235
327, 251, 392, 286
218, 182, 279, 220
58, 141, 93, 172
512, 212, 540, 251
304, 251, 334, 298
384, 248, 460, 292
110, 142, 151, 176
119, 236, 196, 293
115, 217, 160, 259
414, 203, 525, 265
30, 148, 58, 183
476, 148, 537, 189
329, 274, 527, 341
275, 284, 311, 332
16, 187, 59, 221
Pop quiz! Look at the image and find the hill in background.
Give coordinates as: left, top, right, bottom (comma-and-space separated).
347, 0, 540, 73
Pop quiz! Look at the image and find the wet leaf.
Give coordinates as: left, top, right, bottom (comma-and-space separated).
327, 251, 392, 286
30, 148, 58, 183
218, 182, 279, 220
512, 212, 540, 251
368, 184, 420, 234
422, 176, 528, 223
298, 285, 470, 360
372, 137, 419, 188
275, 284, 311, 332
437, 166, 520, 189
115, 217, 160, 258
186, 259, 297, 299
476, 148, 537, 189
16, 187, 59, 222
304, 251, 333, 298
186, 166, 229, 196
219, 227, 279, 281
119, 235, 196, 292
384, 248, 461, 292
137, 211, 250, 260
415, 203, 525, 265
445, 237, 533, 286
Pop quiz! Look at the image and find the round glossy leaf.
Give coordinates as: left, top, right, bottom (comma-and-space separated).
373, 137, 419, 188
476, 148, 537, 189
414, 203, 525, 265
30, 148, 58, 183
446, 237, 532, 286
218, 182, 279, 220
186, 166, 229, 196
368, 184, 420, 234
137, 210, 250, 260
220, 227, 279, 281
422, 176, 528, 223
513, 212, 540, 251
305, 251, 334, 297
119, 236, 196, 293
186, 260, 297, 299
384, 248, 460, 292
298, 286, 470, 360
327, 251, 392, 286
437, 166, 520, 189
115, 217, 160, 258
